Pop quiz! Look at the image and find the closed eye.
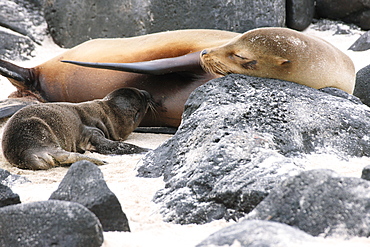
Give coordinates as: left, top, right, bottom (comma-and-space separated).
234, 54, 248, 60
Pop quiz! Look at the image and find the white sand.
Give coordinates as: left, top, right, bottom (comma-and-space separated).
1, 24, 370, 246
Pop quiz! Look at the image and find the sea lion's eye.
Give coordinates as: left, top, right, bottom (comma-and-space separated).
234, 54, 248, 60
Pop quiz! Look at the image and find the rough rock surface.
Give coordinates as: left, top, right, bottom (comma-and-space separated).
0, 0, 46, 60
354, 64, 370, 107
349, 31, 370, 51
49, 160, 130, 232
43, 0, 285, 48
315, 0, 370, 30
0, 167, 30, 187
246, 169, 370, 237
0, 184, 20, 208
286, 0, 315, 31
139, 75, 370, 224
0, 200, 103, 247
196, 220, 318, 247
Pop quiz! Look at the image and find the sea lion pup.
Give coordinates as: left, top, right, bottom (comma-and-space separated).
2, 88, 151, 170
200, 27, 356, 94
0, 29, 239, 127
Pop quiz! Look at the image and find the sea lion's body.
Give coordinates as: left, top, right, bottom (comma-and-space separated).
2, 29, 238, 127
2, 88, 151, 170
0, 28, 355, 127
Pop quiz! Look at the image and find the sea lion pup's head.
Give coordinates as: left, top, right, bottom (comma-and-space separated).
102, 87, 153, 138
200, 27, 309, 80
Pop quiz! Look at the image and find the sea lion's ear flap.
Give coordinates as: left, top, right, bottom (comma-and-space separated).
274, 56, 291, 65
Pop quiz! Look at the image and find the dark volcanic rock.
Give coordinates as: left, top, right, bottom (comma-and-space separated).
0, 184, 20, 208
246, 169, 370, 237
361, 165, 370, 181
315, 0, 370, 30
43, 0, 285, 48
354, 64, 370, 107
197, 220, 318, 247
349, 31, 370, 51
0, 0, 46, 60
49, 160, 130, 232
0, 200, 103, 247
139, 75, 370, 224
286, 0, 315, 31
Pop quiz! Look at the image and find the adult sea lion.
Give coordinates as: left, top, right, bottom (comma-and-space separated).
0, 29, 239, 127
0, 28, 355, 127
200, 27, 355, 94
2, 87, 151, 170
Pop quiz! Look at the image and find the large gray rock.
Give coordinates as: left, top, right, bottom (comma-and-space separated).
139, 75, 370, 224
43, 0, 286, 48
315, 0, 370, 30
0, 200, 103, 247
197, 220, 318, 247
49, 160, 130, 232
0, 0, 46, 60
246, 169, 370, 238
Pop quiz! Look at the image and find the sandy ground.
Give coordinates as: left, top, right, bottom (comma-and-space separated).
1, 24, 370, 246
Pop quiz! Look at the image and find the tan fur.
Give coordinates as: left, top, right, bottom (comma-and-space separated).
201, 27, 355, 94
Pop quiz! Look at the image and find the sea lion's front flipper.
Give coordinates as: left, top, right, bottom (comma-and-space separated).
0, 59, 34, 88
0, 98, 39, 120
61, 51, 202, 75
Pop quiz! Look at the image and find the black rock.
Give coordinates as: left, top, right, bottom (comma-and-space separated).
354, 64, 370, 107
246, 169, 370, 237
286, 0, 315, 31
0, 200, 103, 247
0, 184, 20, 208
43, 0, 285, 48
349, 31, 370, 51
315, 0, 370, 30
49, 160, 130, 232
0, 0, 46, 60
361, 165, 370, 181
140, 75, 370, 224
0, 31, 35, 61
197, 220, 317, 247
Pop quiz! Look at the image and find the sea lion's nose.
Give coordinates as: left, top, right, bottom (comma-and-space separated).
201, 50, 208, 56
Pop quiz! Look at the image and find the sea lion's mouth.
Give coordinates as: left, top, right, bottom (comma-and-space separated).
201, 59, 233, 76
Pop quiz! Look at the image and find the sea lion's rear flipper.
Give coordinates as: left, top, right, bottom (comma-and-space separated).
61, 51, 202, 75
0, 59, 34, 88
0, 98, 39, 120
22, 149, 106, 170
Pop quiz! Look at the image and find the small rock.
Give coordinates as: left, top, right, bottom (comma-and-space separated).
49, 160, 130, 232
361, 165, 370, 181
354, 64, 370, 107
349, 31, 370, 51
0, 200, 103, 247
0, 184, 20, 207
286, 0, 315, 31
